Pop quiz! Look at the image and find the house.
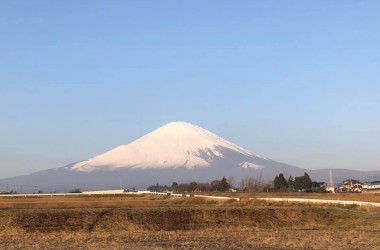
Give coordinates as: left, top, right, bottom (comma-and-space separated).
308, 182, 328, 192
325, 185, 335, 193
362, 181, 380, 193
337, 179, 363, 193
308, 182, 334, 193
317, 182, 335, 193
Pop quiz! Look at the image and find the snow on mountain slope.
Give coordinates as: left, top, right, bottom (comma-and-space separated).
70, 122, 265, 172
239, 162, 265, 170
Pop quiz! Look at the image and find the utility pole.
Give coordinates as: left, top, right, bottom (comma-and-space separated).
325, 168, 335, 193
20, 185, 23, 194
329, 168, 334, 187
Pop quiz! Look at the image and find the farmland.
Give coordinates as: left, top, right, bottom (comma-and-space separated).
0, 193, 379, 249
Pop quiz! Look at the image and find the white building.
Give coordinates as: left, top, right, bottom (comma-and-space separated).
362, 181, 380, 193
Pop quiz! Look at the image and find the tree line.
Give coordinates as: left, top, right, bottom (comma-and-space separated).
147, 176, 232, 192
147, 172, 321, 193
273, 172, 318, 192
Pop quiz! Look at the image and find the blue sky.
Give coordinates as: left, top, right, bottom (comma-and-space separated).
1, 1, 380, 177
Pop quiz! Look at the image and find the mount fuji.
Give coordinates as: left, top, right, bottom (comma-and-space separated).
70, 122, 266, 172
2, 122, 380, 192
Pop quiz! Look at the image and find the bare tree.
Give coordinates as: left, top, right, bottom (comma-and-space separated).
240, 177, 267, 192
227, 176, 235, 188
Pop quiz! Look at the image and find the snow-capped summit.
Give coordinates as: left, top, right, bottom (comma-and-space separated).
70, 121, 264, 172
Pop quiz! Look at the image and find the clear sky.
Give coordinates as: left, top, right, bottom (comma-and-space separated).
1, 1, 380, 178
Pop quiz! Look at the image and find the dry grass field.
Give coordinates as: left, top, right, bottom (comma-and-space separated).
209, 191, 380, 203
0, 193, 379, 249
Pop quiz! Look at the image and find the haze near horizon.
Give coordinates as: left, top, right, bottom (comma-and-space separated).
1, 1, 380, 178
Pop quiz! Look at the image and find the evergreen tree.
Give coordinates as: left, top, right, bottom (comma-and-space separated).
274, 175, 280, 190
303, 172, 312, 190
274, 173, 288, 191
294, 172, 313, 191
288, 176, 294, 191
220, 176, 230, 192
294, 176, 302, 191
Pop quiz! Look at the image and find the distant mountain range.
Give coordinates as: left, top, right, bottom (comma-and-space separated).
1, 122, 379, 192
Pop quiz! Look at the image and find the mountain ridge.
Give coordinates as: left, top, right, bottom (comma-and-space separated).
1, 121, 379, 192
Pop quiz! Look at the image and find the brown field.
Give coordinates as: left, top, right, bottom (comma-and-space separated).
0, 193, 379, 249
207, 191, 380, 203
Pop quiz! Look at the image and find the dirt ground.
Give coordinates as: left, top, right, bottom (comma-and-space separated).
0, 194, 379, 249
2, 229, 380, 250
